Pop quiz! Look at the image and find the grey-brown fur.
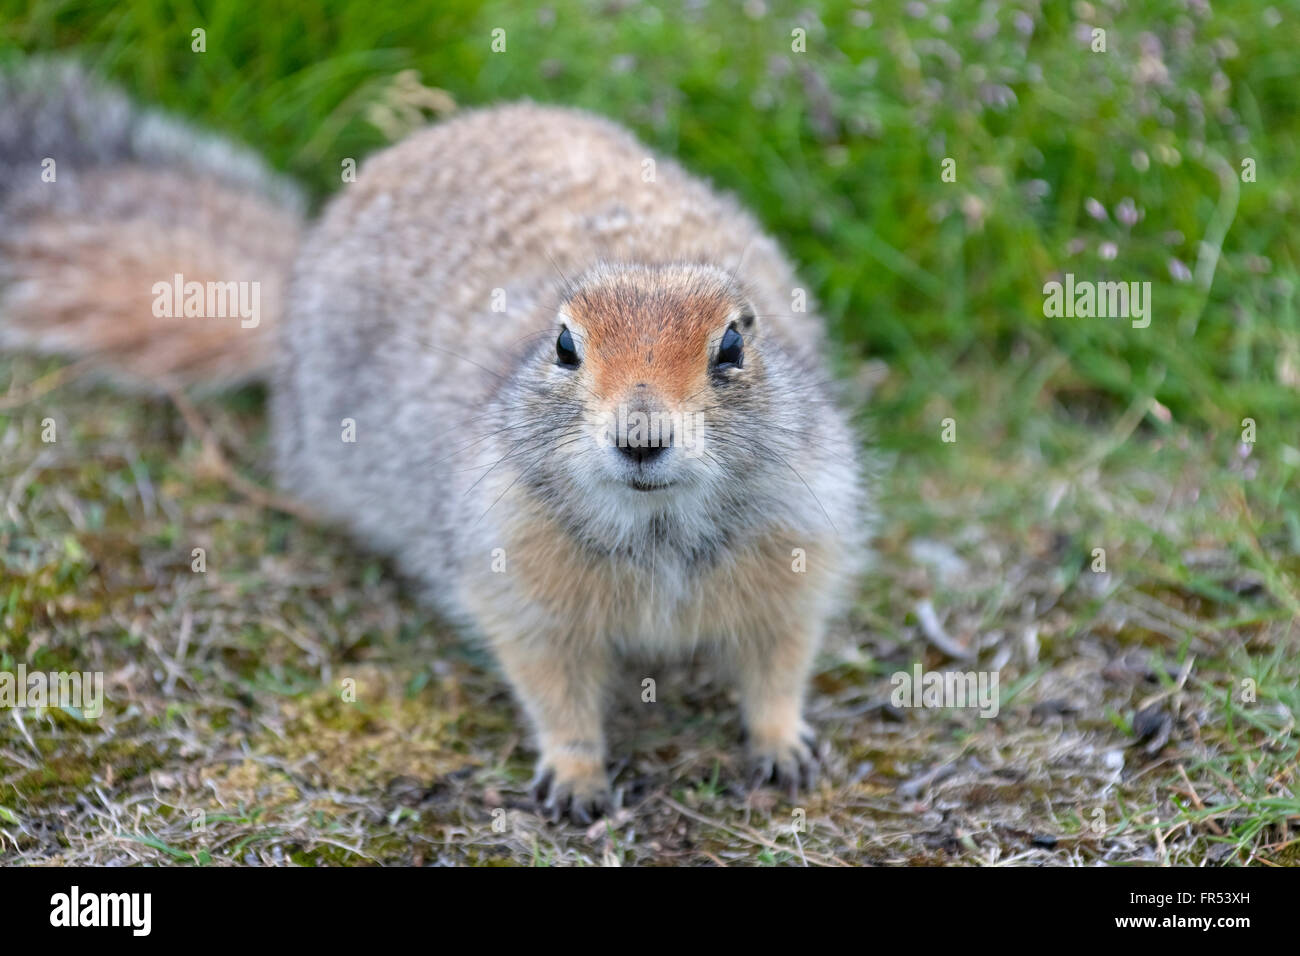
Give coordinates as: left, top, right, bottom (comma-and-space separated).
0, 60, 302, 387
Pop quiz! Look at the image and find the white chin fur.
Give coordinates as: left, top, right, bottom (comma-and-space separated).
568, 462, 713, 539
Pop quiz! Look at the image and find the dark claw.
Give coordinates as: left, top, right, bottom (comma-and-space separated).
545, 796, 564, 823
569, 797, 594, 826
747, 732, 821, 798
529, 767, 554, 804
529, 765, 610, 824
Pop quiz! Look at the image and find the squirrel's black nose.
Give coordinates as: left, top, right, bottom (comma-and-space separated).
617, 440, 669, 465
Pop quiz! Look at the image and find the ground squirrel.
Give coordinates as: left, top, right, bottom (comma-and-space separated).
1, 62, 868, 822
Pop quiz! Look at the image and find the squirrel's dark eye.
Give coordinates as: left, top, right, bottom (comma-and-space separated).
556, 327, 580, 367
715, 326, 744, 369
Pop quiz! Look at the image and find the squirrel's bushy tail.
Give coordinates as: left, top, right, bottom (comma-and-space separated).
0, 59, 304, 390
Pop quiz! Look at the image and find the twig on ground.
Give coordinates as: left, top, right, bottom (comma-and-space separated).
165, 385, 317, 522
0, 356, 99, 410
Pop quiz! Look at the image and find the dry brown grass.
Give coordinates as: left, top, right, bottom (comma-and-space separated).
2, 354, 1296, 866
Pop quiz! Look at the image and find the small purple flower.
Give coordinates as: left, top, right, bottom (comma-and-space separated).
1023, 179, 1050, 201
1085, 198, 1107, 221
1099, 241, 1118, 260
1168, 258, 1193, 282
980, 83, 1017, 110
1116, 198, 1139, 227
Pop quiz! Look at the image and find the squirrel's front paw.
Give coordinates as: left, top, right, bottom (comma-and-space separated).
746, 721, 820, 797
529, 749, 610, 824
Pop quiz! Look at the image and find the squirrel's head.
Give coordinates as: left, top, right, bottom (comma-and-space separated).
517, 262, 779, 516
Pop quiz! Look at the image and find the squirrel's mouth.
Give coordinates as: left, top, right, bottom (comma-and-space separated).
626, 477, 677, 492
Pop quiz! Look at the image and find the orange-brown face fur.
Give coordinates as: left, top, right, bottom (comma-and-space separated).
565, 266, 735, 409
493, 261, 775, 563
534, 263, 761, 509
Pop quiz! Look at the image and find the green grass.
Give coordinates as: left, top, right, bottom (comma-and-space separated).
5, 0, 1298, 425
1, 0, 1298, 865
